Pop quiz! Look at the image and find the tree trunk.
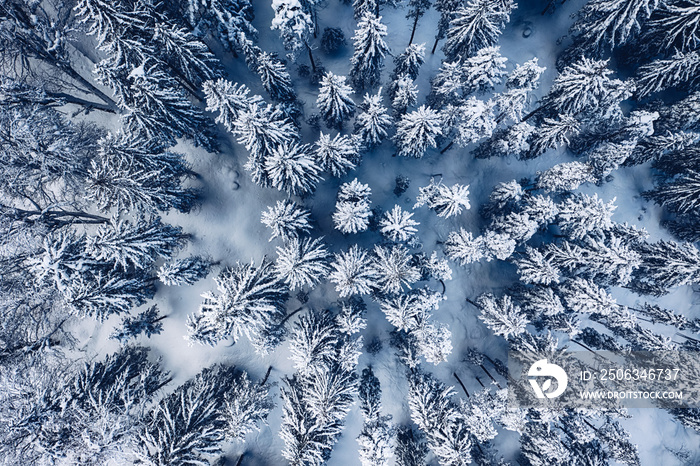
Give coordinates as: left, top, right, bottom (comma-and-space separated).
260, 365, 273, 385
48, 92, 117, 114
408, 14, 420, 46
59, 65, 119, 112
439, 140, 454, 154
453, 372, 469, 398
277, 306, 305, 329
431, 36, 439, 54
235, 454, 244, 466
306, 43, 316, 72
475, 376, 485, 389
465, 297, 478, 308
480, 364, 502, 388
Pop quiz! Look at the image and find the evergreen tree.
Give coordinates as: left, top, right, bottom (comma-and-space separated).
476, 293, 528, 339
544, 57, 623, 116
461, 46, 508, 92
379, 205, 419, 242
151, 22, 220, 87
350, 13, 390, 90
394, 105, 443, 158
275, 237, 330, 290
314, 132, 361, 177
186, 260, 289, 352
515, 247, 561, 285
453, 96, 497, 146
317, 72, 356, 129
185, 0, 257, 53
408, 372, 472, 465
329, 245, 378, 297
393, 43, 426, 81
261, 200, 313, 242
110, 305, 166, 343
158, 256, 213, 286
255, 52, 297, 101
646, 0, 700, 52
334, 179, 373, 234
644, 170, 700, 214
85, 216, 186, 272
85, 131, 198, 215
557, 193, 616, 240
443, 0, 515, 61
526, 115, 580, 159
633, 240, 700, 292
221, 372, 274, 443
289, 309, 338, 375
394, 427, 428, 466
372, 245, 421, 294
355, 89, 394, 147
414, 179, 471, 218
392, 75, 419, 115
570, 0, 659, 55
265, 141, 323, 196
357, 367, 395, 466
122, 64, 215, 150
444, 228, 486, 265
136, 364, 237, 465
203, 79, 263, 131
271, 0, 314, 61
536, 161, 597, 192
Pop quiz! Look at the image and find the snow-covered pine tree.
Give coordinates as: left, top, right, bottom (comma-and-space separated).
122, 63, 215, 150
158, 256, 213, 286
317, 72, 356, 129
275, 237, 330, 290
514, 247, 561, 285
203, 79, 264, 131
408, 372, 472, 464
461, 46, 508, 92
392, 75, 419, 115
288, 309, 338, 375
336, 298, 368, 335
453, 96, 497, 146
85, 216, 186, 271
234, 102, 299, 186
414, 178, 471, 218
507, 57, 547, 91
476, 293, 528, 340
256, 52, 297, 101
561, 277, 617, 316
431, 60, 469, 104
151, 22, 220, 88
633, 239, 700, 292
444, 228, 486, 265
261, 200, 313, 242
557, 193, 616, 240
526, 115, 580, 159
443, 0, 515, 61
645, 0, 700, 53
355, 89, 394, 147
314, 132, 361, 177
85, 131, 199, 215
357, 367, 394, 466
394, 105, 443, 158
350, 12, 390, 90
394, 426, 429, 466
570, 0, 658, 55
644, 170, 700, 214
544, 57, 622, 116
185, 0, 257, 53
329, 245, 378, 297
380, 205, 419, 242
536, 161, 596, 192
271, 0, 314, 61
334, 179, 373, 234
393, 43, 425, 81
186, 259, 289, 352
136, 364, 237, 465
372, 245, 421, 294
265, 141, 323, 196
110, 305, 166, 343
221, 371, 274, 443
